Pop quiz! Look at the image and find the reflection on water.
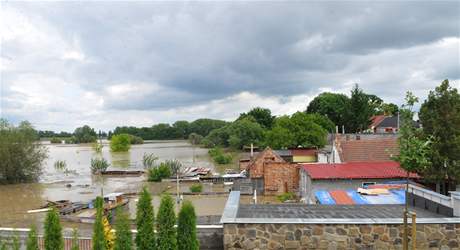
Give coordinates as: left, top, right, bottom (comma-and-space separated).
1, 140, 241, 227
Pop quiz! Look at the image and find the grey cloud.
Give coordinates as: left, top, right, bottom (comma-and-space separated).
1, 1, 459, 129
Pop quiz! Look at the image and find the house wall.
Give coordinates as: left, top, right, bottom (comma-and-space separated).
223, 223, 460, 249
249, 150, 284, 178
263, 162, 299, 195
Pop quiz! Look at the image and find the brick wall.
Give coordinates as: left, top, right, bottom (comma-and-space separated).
263, 162, 299, 195
248, 148, 284, 179
223, 223, 460, 249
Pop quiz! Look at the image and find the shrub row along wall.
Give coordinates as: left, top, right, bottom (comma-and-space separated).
223, 223, 460, 250
0, 226, 223, 250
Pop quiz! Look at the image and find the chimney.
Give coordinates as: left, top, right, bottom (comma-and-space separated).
342, 125, 345, 134
250, 143, 254, 159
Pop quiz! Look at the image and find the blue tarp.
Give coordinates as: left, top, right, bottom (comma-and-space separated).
315, 190, 336, 205
347, 190, 369, 204
361, 193, 403, 204
390, 189, 406, 203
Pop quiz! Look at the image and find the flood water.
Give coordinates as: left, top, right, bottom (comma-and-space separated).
0, 140, 238, 228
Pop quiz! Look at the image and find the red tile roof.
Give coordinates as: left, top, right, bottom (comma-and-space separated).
338, 138, 399, 162
302, 161, 419, 180
370, 115, 387, 129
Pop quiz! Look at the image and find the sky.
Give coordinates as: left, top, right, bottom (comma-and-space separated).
1, 1, 459, 132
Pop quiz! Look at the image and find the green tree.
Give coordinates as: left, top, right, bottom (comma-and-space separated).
238, 107, 275, 128
114, 208, 133, 250
12, 234, 20, 250
177, 201, 199, 250
347, 84, 373, 132
110, 134, 131, 152
0, 120, 48, 184
71, 228, 79, 250
44, 208, 63, 250
188, 133, 203, 145
93, 197, 106, 250
304, 113, 335, 132
26, 225, 39, 250
136, 187, 156, 250
306, 92, 350, 130
419, 79, 460, 192
73, 125, 97, 143
156, 194, 177, 250
394, 92, 431, 180
379, 102, 399, 116
265, 112, 328, 149
173, 121, 190, 139
189, 119, 228, 137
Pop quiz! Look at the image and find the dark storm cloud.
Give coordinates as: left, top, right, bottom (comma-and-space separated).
1, 1, 459, 129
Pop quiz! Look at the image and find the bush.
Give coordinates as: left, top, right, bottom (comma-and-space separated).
71, 229, 79, 250
92, 197, 105, 250
0, 120, 47, 184
128, 134, 144, 144
114, 208, 132, 250
208, 147, 232, 164
136, 187, 155, 250
147, 163, 172, 182
277, 192, 296, 202
50, 137, 62, 144
54, 160, 67, 171
189, 183, 203, 193
177, 201, 199, 250
213, 154, 232, 164
110, 134, 131, 152
44, 208, 63, 250
26, 225, 39, 250
156, 194, 177, 249
64, 137, 76, 144
91, 158, 110, 174
188, 133, 203, 145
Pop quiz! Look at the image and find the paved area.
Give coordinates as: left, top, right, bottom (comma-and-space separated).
237, 204, 444, 219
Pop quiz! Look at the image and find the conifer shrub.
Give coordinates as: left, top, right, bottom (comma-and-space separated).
114, 208, 133, 250
26, 225, 39, 250
44, 208, 64, 250
177, 201, 199, 250
136, 187, 156, 250
156, 194, 177, 250
92, 197, 106, 250
71, 229, 79, 250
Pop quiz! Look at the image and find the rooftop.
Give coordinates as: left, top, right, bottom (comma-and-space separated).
338, 137, 399, 162
237, 204, 442, 219
302, 161, 418, 180
221, 192, 460, 224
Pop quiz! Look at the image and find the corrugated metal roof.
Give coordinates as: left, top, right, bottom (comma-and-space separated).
302, 161, 419, 179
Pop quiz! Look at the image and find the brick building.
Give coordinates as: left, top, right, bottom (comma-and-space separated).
238, 147, 299, 195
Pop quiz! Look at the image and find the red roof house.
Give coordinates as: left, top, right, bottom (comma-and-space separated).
302, 161, 418, 180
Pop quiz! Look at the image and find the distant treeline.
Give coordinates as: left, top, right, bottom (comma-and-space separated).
112, 119, 228, 140
36, 84, 401, 148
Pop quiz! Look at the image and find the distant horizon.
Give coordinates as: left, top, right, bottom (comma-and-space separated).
1, 1, 459, 131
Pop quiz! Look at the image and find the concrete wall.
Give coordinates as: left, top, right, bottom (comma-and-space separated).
223, 223, 460, 249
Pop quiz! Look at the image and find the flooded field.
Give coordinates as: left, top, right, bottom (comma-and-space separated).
0, 140, 240, 228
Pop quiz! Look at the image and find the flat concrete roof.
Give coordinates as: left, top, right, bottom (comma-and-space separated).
221, 191, 460, 224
